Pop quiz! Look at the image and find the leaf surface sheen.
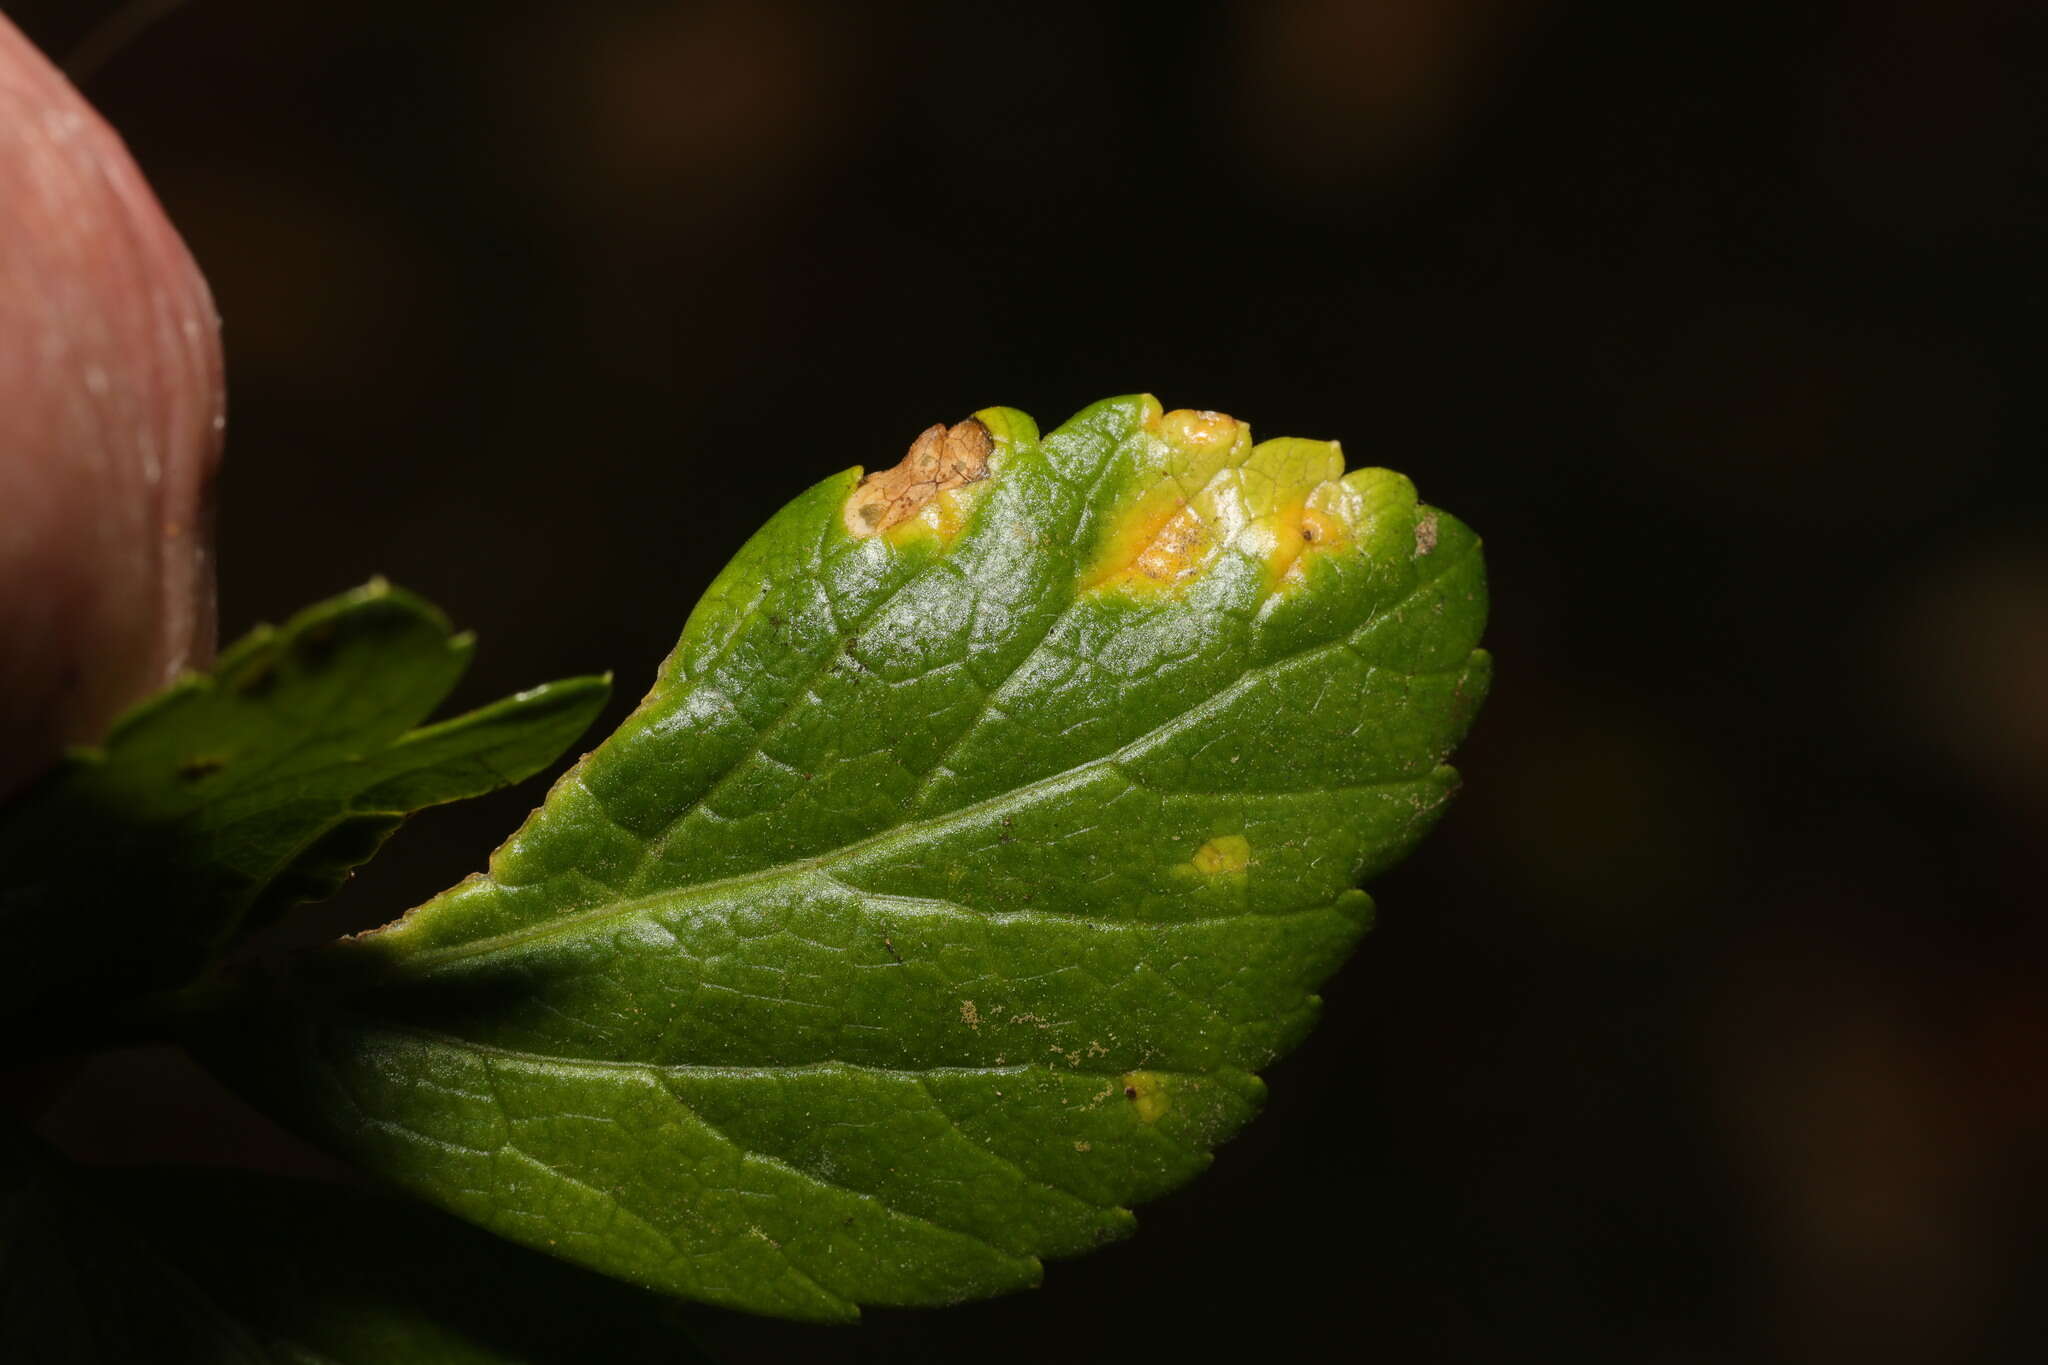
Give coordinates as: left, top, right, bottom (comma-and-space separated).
274, 395, 1491, 1320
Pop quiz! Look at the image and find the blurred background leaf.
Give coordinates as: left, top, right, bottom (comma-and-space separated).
2, 1124, 707, 1363
0, 583, 606, 1039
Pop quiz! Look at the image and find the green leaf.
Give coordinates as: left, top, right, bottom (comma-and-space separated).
0, 582, 610, 1036
1, 1125, 707, 1363
219, 396, 1490, 1321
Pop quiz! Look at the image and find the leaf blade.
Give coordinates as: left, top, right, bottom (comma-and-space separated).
227, 396, 1489, 1319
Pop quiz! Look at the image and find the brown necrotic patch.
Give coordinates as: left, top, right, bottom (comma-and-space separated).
842, 418, 992, 538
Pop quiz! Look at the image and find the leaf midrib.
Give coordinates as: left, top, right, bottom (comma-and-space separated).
359, 572, 1466, 979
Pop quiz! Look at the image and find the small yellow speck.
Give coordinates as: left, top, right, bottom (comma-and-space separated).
1190, 834, 1251, 877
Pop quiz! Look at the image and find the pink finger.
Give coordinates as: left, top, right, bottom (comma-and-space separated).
0, 15, 225, 798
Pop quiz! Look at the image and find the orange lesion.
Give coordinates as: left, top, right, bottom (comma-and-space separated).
842, 418, 992, 541
1084, 407, 1370, 598
1155, 406, 1241, 453
1084, 498, 1214, 593
1261, 501, 1352, 586
1081, 407, 1247, 594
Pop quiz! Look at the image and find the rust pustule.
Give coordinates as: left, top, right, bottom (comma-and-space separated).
843, 418, 992, 538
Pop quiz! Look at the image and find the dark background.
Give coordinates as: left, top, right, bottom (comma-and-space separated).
14, 1, 2048, 1360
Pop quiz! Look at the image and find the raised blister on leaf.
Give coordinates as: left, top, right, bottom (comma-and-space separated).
216, 395, 1490, 1322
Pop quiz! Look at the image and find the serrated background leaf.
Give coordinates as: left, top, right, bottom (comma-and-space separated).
0, 583, 608, 1034
222, 396, 1488, 1320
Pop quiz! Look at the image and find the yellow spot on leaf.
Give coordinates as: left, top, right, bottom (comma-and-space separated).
1083, 405, 1370, 599
1257, 502, 1352, 585
1122, 1071, 1171, 1124
1084, 500, 1213, 593
1190, 834, 1251, 877
1081, 407, 1247, 594
959, 1000, 982, 1029
1156, 407, 1242, 454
